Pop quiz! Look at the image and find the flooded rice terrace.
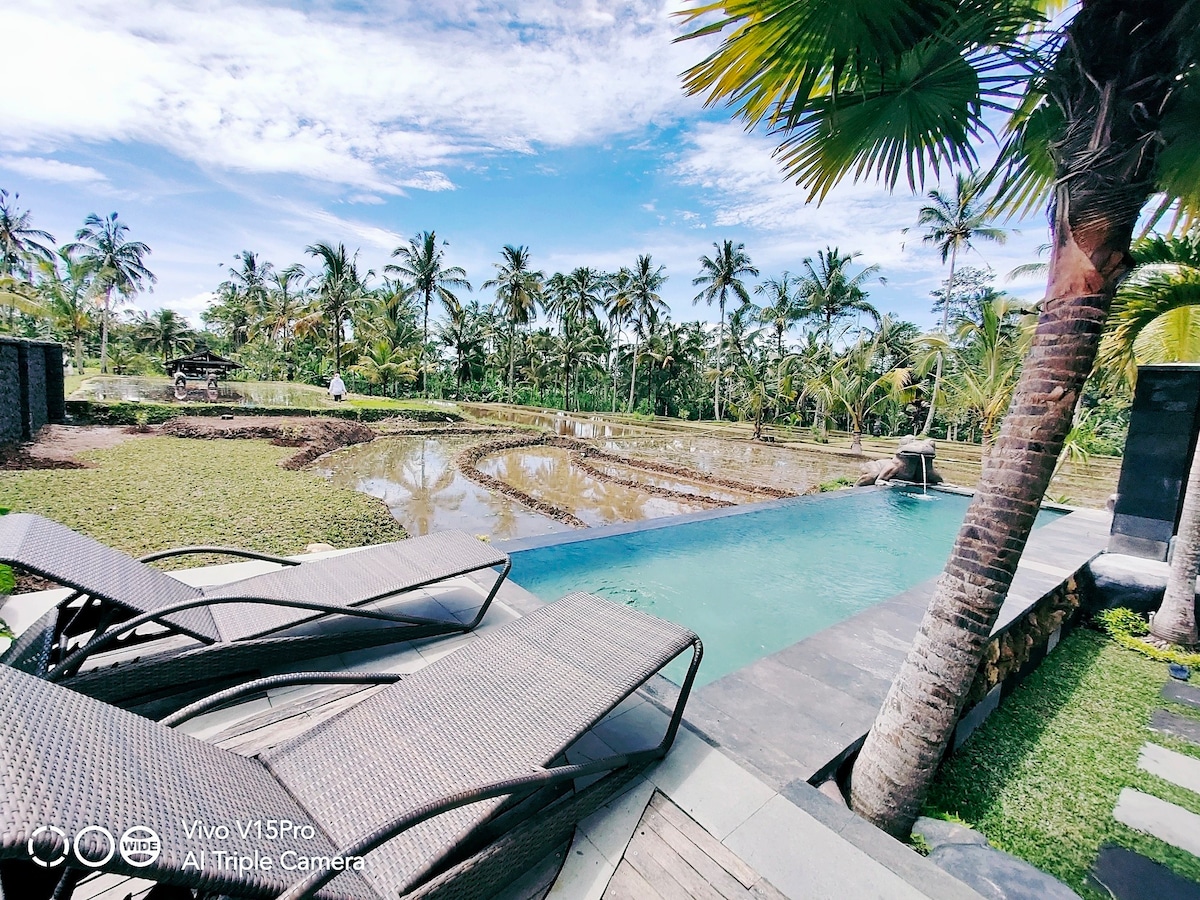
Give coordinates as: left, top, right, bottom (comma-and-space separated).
316, 436, 571, 541
73, 376, 335, 408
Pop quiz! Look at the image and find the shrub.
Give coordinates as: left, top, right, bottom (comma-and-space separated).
1096, 607, 1200, 667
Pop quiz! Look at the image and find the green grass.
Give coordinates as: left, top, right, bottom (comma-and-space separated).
925, 627, 1200, 897
0, 436, 404, 557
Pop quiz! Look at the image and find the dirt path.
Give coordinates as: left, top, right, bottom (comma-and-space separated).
0, 425, 148, 470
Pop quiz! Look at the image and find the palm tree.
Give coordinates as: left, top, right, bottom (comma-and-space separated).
559, 267, 606, 410
911, 174, 1007, 434
36, 250, 94, 372
693, 240, 758, 419
64, 212, 155, 373
387, 231, 471, 393
438, 300, 489, 393
137, 308, 192, 365
603, 268, 635, 411
679, 0, 1199, 836
796, 248, 881, 347
0, 190, 55, 329
1096, 230, 1200, 385
625, 256, 669, 412
755, 273, 804, 358
254, 264, 307, 368
304, 241, 368, 371
223, 251, 273, 317
482, 245, 542, 401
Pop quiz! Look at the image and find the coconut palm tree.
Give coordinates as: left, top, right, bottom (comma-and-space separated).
254, 263, 307, 367
387, 231, 471, 393
1096, 230, 1200, 385
624, 256, 668, 412
0, 190, 55, 329
911, 174, 1008, 434
1155, 445, 1200, 647
679, 0, 1200, 836
603, 268, 635, 411
693, 240, 758, 419
562, 267, 606, 410
64, 212, 155, 373
796, 248, 881, 348
137, 308, 193, 365
482, 245, 543, 402
37, 250, 94, 372
755, 273, 804, 358
304, 242, 368, 371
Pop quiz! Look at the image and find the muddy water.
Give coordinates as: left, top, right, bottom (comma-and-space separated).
316, 436, 568, 540
606, 436, 865, 495
591, 460, 760, 504
478, 446, 708, 526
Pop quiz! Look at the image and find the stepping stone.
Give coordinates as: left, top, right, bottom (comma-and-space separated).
1164, 681, 1200, 713
1114, 789, 1200, 856
1139, 743, 1200, 795
1150, 710, 1200, 746
912, 816, 990, 852
1090, 844, 1200, 900
927, 843, 1082, 899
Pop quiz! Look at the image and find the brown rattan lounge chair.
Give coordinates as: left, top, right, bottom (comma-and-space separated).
0, 591, 702, 900
0, 512, 510, 707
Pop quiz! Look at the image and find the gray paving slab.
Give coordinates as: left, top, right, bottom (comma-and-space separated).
1140, 742, 1200, 795
1090, 844, 1200, 900
1114, 789, 1200, 856
1151, 710, 1200, 746
1164, 681, 1200, 713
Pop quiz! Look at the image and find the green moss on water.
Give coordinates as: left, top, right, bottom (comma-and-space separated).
0, 436, 404, 556
925, 627, 1200, 897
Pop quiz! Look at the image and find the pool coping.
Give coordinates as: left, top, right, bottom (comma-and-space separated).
496, 482, 888, 554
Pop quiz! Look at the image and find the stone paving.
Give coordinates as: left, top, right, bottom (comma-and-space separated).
1099, 681, 1200, 899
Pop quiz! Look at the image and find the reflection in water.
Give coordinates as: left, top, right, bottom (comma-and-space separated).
593, 461, 759, 504
73, 376, 334, 408
316, 437, 569, 540
478, 446, 707, 527
606, 436, 859, 495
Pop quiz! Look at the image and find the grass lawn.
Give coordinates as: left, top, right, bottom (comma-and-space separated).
925, 626, 1200, 897
0, 436, 404, 556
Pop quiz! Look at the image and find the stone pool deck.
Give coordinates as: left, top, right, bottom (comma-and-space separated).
4, 548, 988, 900
668, 505, 1113, 791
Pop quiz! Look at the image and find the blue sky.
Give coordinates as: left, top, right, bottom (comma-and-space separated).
0, 0, 1051, 331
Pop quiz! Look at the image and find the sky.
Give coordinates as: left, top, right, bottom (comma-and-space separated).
0, 0, 1054, 331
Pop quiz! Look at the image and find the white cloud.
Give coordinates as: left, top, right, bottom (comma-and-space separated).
0, 156, 107, 185
667, 121, 1054, 325
0, 1, 696, 193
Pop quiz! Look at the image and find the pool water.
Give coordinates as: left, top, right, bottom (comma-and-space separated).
509, 488, 1063, 686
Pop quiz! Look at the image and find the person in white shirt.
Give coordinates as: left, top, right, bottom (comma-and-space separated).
328, 372, 347, 401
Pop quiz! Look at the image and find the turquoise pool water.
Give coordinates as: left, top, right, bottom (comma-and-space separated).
509, 488, 1063, 686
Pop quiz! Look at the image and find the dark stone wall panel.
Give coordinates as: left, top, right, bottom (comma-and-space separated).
0, 342, 20, 445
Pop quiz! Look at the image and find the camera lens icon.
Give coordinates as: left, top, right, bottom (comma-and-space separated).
119, 826, 161, 868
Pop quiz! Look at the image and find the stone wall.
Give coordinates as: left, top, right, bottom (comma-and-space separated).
0, 337, 66, 445
953, 573, 1087, 749
0, 342, 20, 445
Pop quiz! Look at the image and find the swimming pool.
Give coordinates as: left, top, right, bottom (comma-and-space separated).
508, 487, 1063, 686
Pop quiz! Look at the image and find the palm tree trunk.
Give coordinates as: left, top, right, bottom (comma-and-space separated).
74, 334, 84, 374
506, 324, 514, 402
628, 336, 639, 411
922, 245, 958, 435
851, 0, 1179, 829
851, 122, 1163, 840
421, 292, 430, 395
1150, 440, 1200, 646
715, 300, 725, 420
99, 288, 112, 374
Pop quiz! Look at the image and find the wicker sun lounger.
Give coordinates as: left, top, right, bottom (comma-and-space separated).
0, 512, 511, 706
0, 592, 702, 900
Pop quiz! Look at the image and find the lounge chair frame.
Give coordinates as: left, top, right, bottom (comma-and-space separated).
0, 592, 702, 900
0, 515, 511, 708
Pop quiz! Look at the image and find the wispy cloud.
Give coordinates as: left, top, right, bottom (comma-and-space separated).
0, 156, 107, 185
0, 1, 696, 194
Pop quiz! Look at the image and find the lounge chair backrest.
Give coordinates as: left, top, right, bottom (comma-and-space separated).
0, 514, 217, 642
203, 530, 507, 641
0, 665, 379, 899
262, 591, 697, 897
